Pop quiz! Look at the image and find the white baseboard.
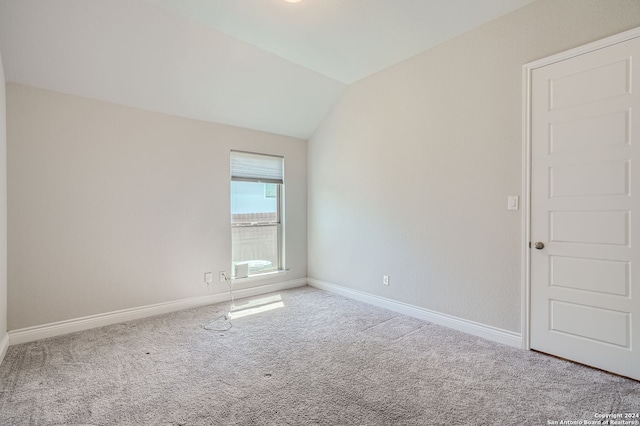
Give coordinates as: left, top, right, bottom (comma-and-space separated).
6, 277, 520, 351
308, 279, 522, 348
0, 332, 9, 365
8, 278, 307, 346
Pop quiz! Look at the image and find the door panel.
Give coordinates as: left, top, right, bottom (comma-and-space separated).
550, 256, 629, 296
549, 58, 630, 110
549, 210, 629, 245
549, 300, 630, 348
550, 110, 629, 153
530, 35, 640, 380
550, 160, 628, 197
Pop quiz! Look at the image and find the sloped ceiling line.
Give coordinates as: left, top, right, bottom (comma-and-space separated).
0, 0, 534, 139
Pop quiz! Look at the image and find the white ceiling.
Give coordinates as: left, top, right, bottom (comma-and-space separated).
0, 0, 534, 139
145, 0, 535, 84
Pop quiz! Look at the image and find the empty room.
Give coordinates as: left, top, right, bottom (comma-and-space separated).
1, 0, 640, 424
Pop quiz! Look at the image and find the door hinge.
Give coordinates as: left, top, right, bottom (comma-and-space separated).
528, 241, 531, 248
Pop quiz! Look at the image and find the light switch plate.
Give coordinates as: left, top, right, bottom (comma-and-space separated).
507, 196, 519, 210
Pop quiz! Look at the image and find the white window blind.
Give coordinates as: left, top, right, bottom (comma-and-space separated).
230, 151, 284, 184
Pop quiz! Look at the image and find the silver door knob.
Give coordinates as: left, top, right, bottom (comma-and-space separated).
534, 242, 545, 250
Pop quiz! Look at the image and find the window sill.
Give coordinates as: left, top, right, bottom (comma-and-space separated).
231, 269, 289, 283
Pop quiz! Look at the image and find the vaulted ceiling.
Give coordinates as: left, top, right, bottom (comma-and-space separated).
0, 0, 534, 139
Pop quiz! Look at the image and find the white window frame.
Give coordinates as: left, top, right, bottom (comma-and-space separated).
230, 151, 285, 279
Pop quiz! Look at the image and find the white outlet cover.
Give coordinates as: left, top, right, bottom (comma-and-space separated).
507, 196, 519, 210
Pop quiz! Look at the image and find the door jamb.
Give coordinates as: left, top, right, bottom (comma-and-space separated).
521, 26, 640, 351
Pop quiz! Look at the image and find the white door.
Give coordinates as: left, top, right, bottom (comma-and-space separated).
530, 35, 640, 380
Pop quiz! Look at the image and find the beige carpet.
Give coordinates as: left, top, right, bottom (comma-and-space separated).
0, 286, 639, 425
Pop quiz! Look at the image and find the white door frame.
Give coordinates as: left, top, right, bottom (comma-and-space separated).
521, 26, 640, 351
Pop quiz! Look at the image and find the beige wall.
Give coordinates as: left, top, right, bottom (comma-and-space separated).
0, 53, 6, 339
308, 0, 640, 333
7, 84, 307, 330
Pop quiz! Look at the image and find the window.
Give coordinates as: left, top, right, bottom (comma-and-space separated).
230, 151, 284, 278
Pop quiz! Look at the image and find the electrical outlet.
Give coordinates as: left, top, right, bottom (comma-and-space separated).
383, 275, 390, 286
204, 272, 213, 284
219, 271, 227, 282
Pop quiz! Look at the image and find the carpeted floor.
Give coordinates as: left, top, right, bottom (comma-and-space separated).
0, 286, 639, 425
